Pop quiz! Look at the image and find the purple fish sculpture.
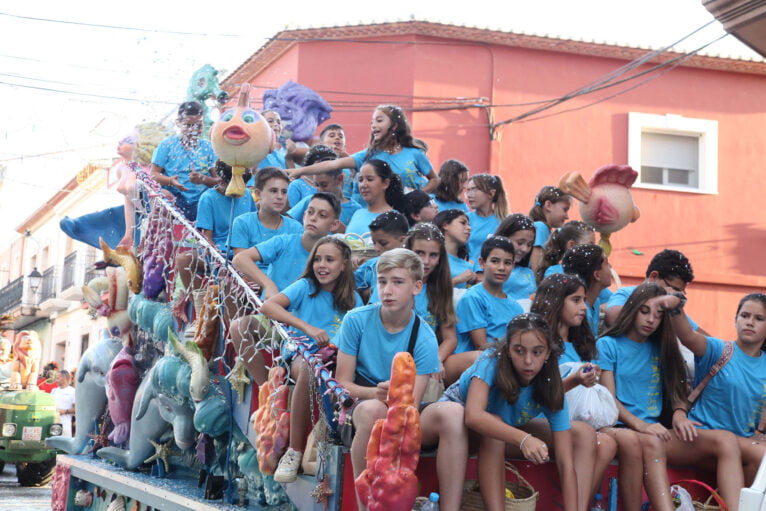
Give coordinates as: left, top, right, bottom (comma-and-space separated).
107, 348, 139, 445
262, 81, 332, 142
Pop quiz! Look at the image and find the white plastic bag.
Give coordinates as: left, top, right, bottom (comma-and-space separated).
670, 484, 695, 510
559, 362, 619, 430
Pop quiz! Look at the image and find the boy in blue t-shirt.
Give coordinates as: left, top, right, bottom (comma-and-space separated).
287, 145, 361, 232
230, 167, 303, 261
150, 101, 219, 221
229, 192, 342, 384
456, 236, 524, 354
604, 249, 706, 334
336, 248, 468, 511
353, 211, 409, 303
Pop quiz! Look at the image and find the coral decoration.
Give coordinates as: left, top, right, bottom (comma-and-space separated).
8, 330, 42, 390
210, 83, 272, 198
100, 237, 142, 294
559, 164, 641, 256
193, 285, 220, 360
355, 352, 421, 511
262, 80, 333, 142
50, 462, 71, 511
253, 366, 290, 475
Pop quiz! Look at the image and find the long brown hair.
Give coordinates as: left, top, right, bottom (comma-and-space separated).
299, 236, 357, 312
469, 173, 509, 220
368, 105, 427, 153
600, 282, 687, 410
403, 223, 456, 327
494, 313, 564, 411
531, 274, 597, 361
529, 185, 570, 226
434, 159, 468, 204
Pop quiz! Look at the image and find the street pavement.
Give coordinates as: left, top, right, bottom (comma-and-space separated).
0, 463, 52, 510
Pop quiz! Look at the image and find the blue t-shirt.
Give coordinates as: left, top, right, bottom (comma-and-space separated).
689, 337, 766, 437
585, 290, 612, 337
341, 169, 355, 199
257, 148, 286, 170
533, 221, 551, 248
596, 334, 662, 423
352, 147, 432, 191
413, 283, 438, 330
503, 266, 537, 300
455, 284, 524, 353
346, 208, 385, 236
457, 350, 570, 431
354, 256, 379, 293
230, 212, 303, 250
288, 195, 361, 228
559, 342, 586, 365
338, 304, 440, 384
606, 285, 699, 331
287, 178, 316, 208
195, 187, 257, 253
466, 212, 499, 262
152, 135, 217, 205
280, 278, 363, 346
447, 253, 479, 289
432, 196, 469, 213
255, 234, 310, 291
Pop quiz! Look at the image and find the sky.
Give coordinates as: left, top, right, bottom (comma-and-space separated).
0, 0, 760, 243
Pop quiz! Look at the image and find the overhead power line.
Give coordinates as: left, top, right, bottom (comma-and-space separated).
0, 11, 241, 37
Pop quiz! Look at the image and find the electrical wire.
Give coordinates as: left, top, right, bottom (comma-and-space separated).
0, 11, 241, 37
0, 80, 177, 104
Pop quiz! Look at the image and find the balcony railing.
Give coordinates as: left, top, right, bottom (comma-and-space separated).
62, 251, 77, 290
0, 276, 24, 315
39, 266, 56, 302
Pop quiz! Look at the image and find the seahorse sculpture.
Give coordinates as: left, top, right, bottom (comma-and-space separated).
185, 64, 228, 139
253, 366, 290, 475
168, 328, 210, 403
355, 352, 421, 511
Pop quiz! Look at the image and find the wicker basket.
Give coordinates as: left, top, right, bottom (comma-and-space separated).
462, 462, 538, 511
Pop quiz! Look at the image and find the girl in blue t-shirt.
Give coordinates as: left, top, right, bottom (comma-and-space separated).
434, 209, 480, 288
531, 274, 618, 508
287, 104, 440, 193
431, 159, 469, 213
466, 173, 509, 262
260, 236, 361, 483
658, 291, 766, 496
535, 221, 595, 284
344, 159, 407, 236
460, 314, 579, 511
595, 283, 690, 511
403, 223, 473, 386
529, 185, 571, 272
495, 213, 537, 301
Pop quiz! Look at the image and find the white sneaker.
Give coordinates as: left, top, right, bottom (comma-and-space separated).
274, 448, 302, 483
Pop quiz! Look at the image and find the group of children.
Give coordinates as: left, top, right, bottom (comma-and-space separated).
149, 100, 766, 511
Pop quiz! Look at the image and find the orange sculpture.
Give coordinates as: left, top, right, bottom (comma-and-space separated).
253, 366, 290, 475
355, 352, 421, 511
193, 285, 219, 361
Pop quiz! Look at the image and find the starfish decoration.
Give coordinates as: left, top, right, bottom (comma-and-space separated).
88, 424, 110, 453
225, 357, 251, 404
311, 474, 334, 511
144, 439, 175, 473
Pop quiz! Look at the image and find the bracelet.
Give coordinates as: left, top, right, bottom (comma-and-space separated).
673, 407, 688, 415
518, 433, 532, 450
666, 292, 688, 316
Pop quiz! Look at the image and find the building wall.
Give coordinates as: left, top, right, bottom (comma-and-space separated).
238, 33, 766, 337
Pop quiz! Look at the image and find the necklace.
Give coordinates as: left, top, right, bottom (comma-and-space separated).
384, 143, 402, 154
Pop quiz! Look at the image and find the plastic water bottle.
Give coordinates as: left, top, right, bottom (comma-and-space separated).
421, 492, 440, 511
590, 493, 604, 511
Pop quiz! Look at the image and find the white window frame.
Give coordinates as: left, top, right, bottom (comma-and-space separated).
628, 112, 718, 194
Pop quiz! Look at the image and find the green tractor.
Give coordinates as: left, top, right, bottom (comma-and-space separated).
0, 389, 63, 486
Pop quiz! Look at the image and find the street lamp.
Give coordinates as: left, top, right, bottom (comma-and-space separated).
28, 267, 42, 294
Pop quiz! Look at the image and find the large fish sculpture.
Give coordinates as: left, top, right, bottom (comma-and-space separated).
210, 83, 272, 198
106, 348, 139, 445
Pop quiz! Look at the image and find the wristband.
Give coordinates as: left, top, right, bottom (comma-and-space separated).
666, 292, 687, 316
518, 433, 532, 450
673, 407, 688, 415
